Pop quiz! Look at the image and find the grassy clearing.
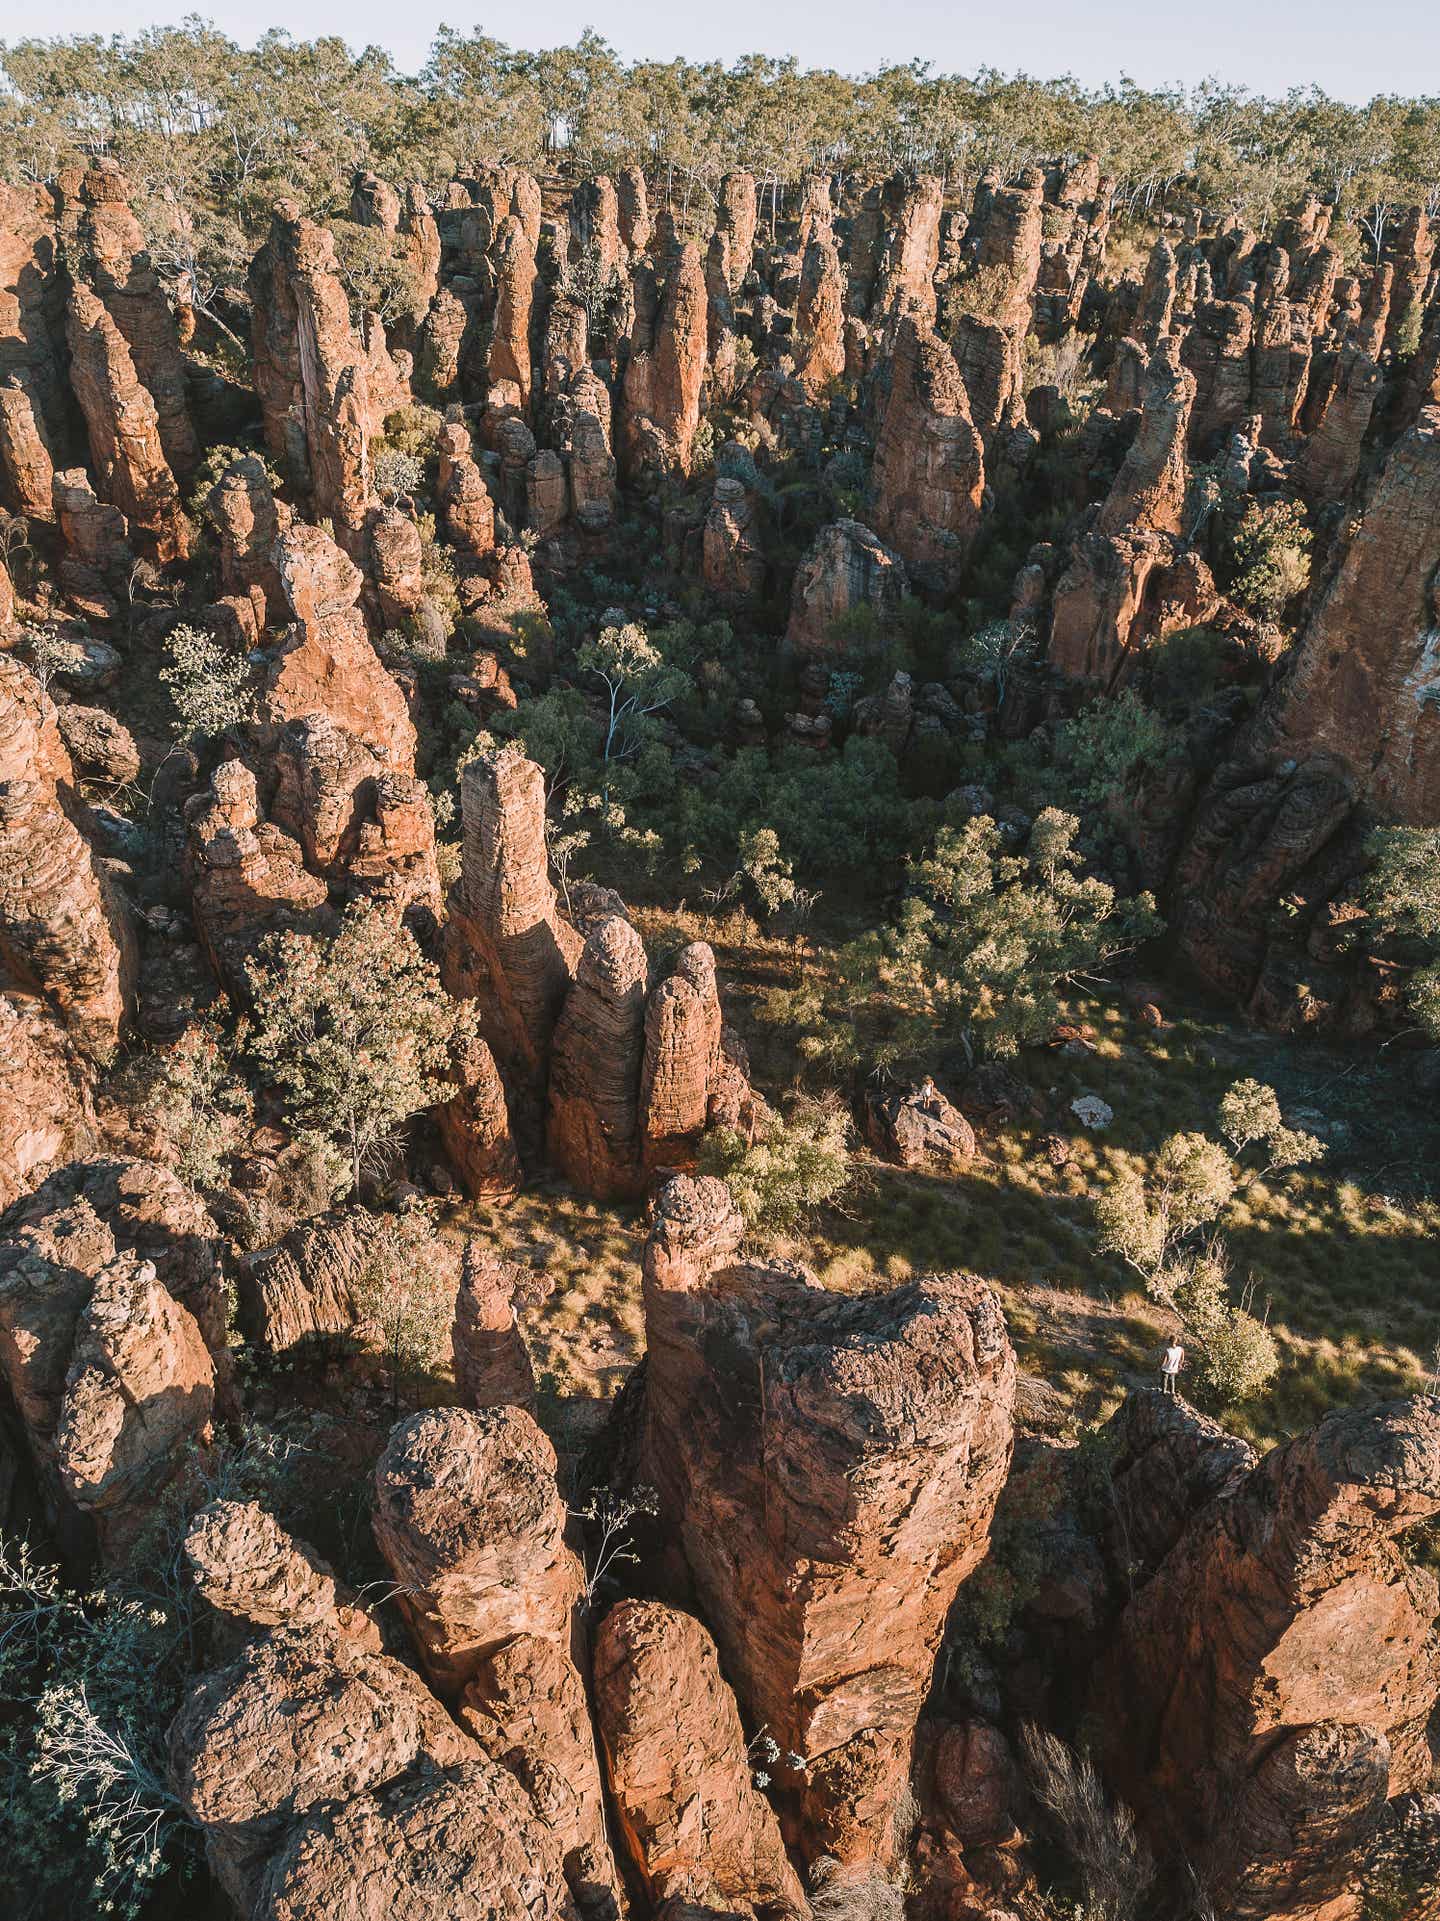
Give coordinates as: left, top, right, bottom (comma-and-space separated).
425, 898, 1437, 1457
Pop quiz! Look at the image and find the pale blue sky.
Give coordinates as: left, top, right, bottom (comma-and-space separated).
4, 0, 1434, 103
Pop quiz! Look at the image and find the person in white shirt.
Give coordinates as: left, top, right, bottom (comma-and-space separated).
1160, 1337, 1185, 1394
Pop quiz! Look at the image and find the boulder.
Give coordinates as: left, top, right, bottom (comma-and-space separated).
638, 1175, 1016, 1866
372, 1404, 582, 1695
593, 1598, 808, 1916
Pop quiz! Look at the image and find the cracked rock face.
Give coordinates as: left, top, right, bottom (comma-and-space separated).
169, 1623, 555, 1919
0, 1157, 229, 1562
593, 1598, 809, 1917
871, 318, 985, 593
638, 1174, 1016, 1868
0, 657, 135, 1058
184, 1499, 382, 1652
1097, 1395, 1440, 1910
371, 1404, 582, 1696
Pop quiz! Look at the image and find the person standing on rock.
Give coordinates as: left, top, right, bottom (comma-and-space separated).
1161, 1335, 1185, 1395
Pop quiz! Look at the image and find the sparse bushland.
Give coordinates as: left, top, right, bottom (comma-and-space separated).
1093, 1078, 1327, 1405
698, 1090, 853, 1236
159, 624, 253, 740
849, 810, 1162, 1066
1362, 825, 1440, 1039
247, 900, 475, 1198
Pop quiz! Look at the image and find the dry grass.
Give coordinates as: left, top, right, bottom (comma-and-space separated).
420, 900, 1438, 1458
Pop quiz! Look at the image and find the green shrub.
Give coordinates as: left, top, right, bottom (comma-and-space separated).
698, 1093, 852, 1235
1228, 498, 1312, 618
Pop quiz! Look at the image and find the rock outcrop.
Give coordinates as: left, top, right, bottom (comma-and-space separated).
1177, 406, 1440, 998
250, 207, 377, 551
547, 913, 649, 1199
184, 1498, 382, 1651
441, 748, 579, 1159
0, 992, 96, 1209
170, 1623, 576, 1920
871, 318, 985, 591
65, 282, 190, 564
621, 244, 707, 478
265, 522, 417, 771
0, 657, 135, 1056
184, 759, 330, 996
0, 1158, 227, 1562
639, 943, 725, 1173
233, 1207, 376, 1354
1098, 1396, 1440, 1912
372, 1404, 582, 1696
1049, 337, 1196, 684
451, 1243, 535, 1413
863, 1077, 976, 1170
593, 1598, 809, 1916
638, 1175, 1017, 1866
785, 519, 908, 657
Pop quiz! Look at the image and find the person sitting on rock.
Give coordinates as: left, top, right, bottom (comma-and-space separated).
1160, 1335, 1185, 1395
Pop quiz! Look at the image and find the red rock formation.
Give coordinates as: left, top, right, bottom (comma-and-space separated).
1182, 298, 1254, 447
52, 466, 131, 593
1098, 1397, 1440, 1912
266, 522, 417, 771
715, 172, 757, 292
617, 167, 652, 258
1382, 207, 1433, 359
0, 993, 96, 1209
441, 748, 579, 1159
452, 1243, 534, 1412
64, 161, 197, 477
976, 171, 1045, 334
871, 318, 985, 592
1294, 344, 1380, 503
439, 1027, 523, 1202
1048, 338, 1195, 684
51, 1251, 215, 1565
527, 449, 569, 538
1177, 407, 1440, 996
794, 234, 846, 397
486, 214, 538, 419
368, 506, 426, 625
249, 207, 377, 552
0, 658, 135, 1057
639, 942, 724, 1172
1099, 1388, 1257, 1584
785, 519, 908, 658
439, 418, 497, 557
871, 173, 943, 322
0, 184, 64, 518
638, 1175, 1017, 1867
863, 1077, 975, 1170
66, 282, 190, 564
0, 375, 56, 522
270, 710, 439, 918
702, 477, 766, 603
168, 1625, 536, 1918
458, 1632, 624, 1917
0, 1158, 228, 1562
184, 1499, 381, 1651
569, 409, 617, 527
593, 1598, 808, 1916
547, 912, 648, 1199
234, 1207, 374, 1355
569, 175, 622, 282
621, 243, 707, 479
183, 758, 330, 995
372, 1404, 582, 1696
